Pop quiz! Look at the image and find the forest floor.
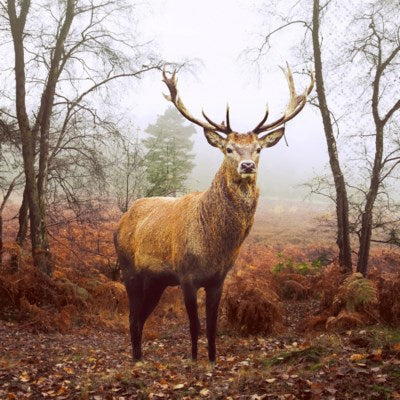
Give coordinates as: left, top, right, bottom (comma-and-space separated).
1, 201, 399, 399
1, 302, 400, 400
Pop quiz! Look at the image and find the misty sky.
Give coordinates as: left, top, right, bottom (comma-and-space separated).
2, 1, 396, 204
124, 0, 329, 200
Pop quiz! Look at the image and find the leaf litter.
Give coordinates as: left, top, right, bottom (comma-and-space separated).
1, 318, 399, 399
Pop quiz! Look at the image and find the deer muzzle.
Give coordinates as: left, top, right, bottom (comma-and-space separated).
239, 160, 256, 176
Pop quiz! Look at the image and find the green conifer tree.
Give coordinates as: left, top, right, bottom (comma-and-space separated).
143, 107, 195, 197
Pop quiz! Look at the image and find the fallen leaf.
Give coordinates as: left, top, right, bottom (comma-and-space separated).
326, 387, 337, 395
266, 378, 276, 383
200, 388, 210, 397
310, 382, 323, 394
35, 376, 46, 385
393, 343, 400, 352
20, 371, 30, 382
367, 348, 382, 361
349, 353, 366, 361
173, 383, 185, 390
57, 386, 66, 396
356, 363, 367, 368
63, 367, 74, 375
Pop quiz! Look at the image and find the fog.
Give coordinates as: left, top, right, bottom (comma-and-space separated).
3, 0, 393, 204
122, 0, 330, 201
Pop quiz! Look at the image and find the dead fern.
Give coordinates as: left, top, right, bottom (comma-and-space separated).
326, 310, 365, 331
222, 274, 284, 336
340, 273, 378, 313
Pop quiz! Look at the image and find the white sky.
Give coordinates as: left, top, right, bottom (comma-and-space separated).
0, 0, 329, 201
122, 0, 329, 199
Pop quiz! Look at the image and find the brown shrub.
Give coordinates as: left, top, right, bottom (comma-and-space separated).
307, 270, 380, 332
17, 298, 77, 333
0, 260, 123, 332
314, 263, 344, 310
58, 304, 78, 333
155, 287, 186, 319
339, 273, 378, 312
305, 315, 329, 331
0, 264, 67, 311
279, 279, 308, 300
222, 274, 284, 336
92, 281, 128, 314
326, 310, 365, 331
373, 271, 400, 326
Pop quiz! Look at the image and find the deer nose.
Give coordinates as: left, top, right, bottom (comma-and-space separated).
240, 161, 256, 173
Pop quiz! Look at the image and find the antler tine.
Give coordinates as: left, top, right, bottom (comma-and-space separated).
162, 66, 177, 103
201, 110, 232, 134
252, 104, 269, 133
226, 104, 231, 132
162, 67, 231, 134
253, 65, 314, 135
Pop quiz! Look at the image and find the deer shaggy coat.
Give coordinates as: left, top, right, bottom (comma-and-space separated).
116, 161, 258, 286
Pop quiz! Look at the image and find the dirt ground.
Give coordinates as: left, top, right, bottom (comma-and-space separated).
1, 200, 399, 399
1, 303, 399, 400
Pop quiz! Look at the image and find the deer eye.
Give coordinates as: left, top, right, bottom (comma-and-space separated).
256, 148, 261, 154
226, 147, 233, 154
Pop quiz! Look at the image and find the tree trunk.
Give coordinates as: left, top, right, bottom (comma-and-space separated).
356, 153, 381, 276
16, 186, 29, 248
356, 118, 384, 275
10, 186, 29, 272
7, 0, 75, 275
312, 0, 352, 272
0, 214, 3, 266
35, 0, 75, 273
7, 0, 49, 274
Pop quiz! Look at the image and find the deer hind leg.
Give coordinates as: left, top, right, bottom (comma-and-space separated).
182, 282, 200, 360
125, 276, 144, 360
205, 283, 223, 362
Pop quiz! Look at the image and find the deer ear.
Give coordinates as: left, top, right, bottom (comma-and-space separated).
204, 129, 225, 149
258, 127, 285, 148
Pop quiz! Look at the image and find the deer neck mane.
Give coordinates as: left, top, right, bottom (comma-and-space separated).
209, 159, 259, 203
199, 159, 259, 250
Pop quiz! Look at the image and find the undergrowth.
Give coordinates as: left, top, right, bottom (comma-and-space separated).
0, 224, 399, 335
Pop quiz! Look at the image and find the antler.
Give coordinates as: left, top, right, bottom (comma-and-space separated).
162, 68, 232, 134
252, 64, 314, 135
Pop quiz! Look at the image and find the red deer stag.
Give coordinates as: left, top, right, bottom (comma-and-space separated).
114, 67, 314, 362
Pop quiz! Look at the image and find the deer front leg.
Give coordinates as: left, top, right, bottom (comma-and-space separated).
205, 283, 223, 362
182, 282, 200, 360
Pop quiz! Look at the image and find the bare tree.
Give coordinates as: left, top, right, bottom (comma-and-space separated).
1, 0, 163, 274
107, 131, 145, 213
350, 4, 400, 274
311, 0, 352, 272
253, 0, 352, 272
253, 0, 399, 275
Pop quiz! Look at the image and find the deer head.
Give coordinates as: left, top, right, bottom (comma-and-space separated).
162, 66, 314, 180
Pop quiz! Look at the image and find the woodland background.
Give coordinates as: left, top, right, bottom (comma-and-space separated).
0, 0, 400, 399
